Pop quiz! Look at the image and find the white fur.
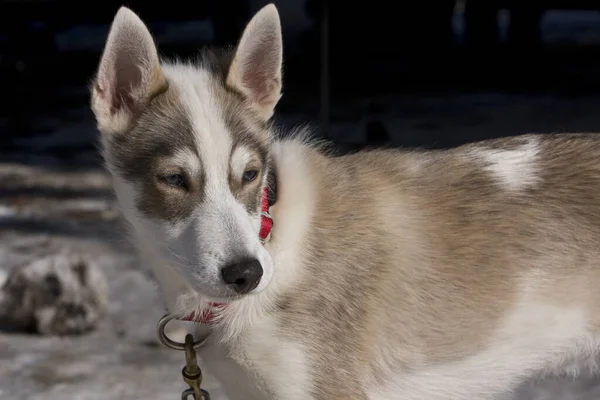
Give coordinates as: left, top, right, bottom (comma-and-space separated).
366, 273, 598, 400
265, 136, 315, 294
200, 317, 312, 400
470, 137, 541, 191
172, 148, 202, 177
230, 146, 254, 180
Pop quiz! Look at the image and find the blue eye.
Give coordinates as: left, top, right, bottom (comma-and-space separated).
242, 170, 258, 182
163, 174, 185, 187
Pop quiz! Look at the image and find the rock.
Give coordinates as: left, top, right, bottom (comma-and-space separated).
0, 252, 109, 335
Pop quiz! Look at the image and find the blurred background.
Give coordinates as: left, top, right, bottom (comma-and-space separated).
2, 0, 600, 399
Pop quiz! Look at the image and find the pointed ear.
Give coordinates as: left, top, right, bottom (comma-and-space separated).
91, 7, 166, 134
226, 4, 283, 121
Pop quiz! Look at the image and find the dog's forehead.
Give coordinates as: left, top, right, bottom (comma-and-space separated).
109, 59, 269, 182
167, 65, 234, 178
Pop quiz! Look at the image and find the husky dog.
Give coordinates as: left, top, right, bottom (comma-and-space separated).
91, 4, 600, 399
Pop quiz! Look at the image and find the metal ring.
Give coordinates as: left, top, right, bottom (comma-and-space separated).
181, 388, 211, 400
156, 313, 210, 351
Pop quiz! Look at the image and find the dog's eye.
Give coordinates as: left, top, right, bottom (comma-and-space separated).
242, 170, 258, 183
163, 174, 186, 188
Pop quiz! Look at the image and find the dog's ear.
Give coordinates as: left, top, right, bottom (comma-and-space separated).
227, 4, 283, 121
91, 7, 166, 134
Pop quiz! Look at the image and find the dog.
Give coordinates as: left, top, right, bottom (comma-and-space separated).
91, 4, 600, 399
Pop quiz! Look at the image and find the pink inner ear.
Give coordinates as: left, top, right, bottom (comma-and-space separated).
94, 79, 121, 115
244, 71, 278, 106
114, 54, 145, 112
241, 42, 279, 107
97, 52, 146, 116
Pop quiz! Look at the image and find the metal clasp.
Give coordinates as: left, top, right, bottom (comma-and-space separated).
181, 333, 209, 400
156, 314, 211, 399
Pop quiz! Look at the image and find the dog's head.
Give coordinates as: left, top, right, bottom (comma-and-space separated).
91, 5, 283, 301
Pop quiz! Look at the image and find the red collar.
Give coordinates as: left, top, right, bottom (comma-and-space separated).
179, 186, 273, 325
258, 186, 273, 244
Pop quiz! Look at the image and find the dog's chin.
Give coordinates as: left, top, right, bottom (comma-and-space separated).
185, 281, 234, 302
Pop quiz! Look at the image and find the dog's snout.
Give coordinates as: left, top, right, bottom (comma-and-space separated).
221, 259, 263, 294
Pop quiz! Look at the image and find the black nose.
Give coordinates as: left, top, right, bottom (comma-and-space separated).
221, 259, 263, 294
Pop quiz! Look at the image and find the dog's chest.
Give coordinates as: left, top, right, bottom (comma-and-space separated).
200, 318, 312, 400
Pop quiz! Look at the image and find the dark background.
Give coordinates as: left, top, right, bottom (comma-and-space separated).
2, 0, 600, 160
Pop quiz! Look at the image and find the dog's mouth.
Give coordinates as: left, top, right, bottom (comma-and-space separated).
179, 301, 228, 324
185, 271, 260, 303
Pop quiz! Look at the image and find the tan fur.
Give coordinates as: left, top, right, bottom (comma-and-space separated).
272, 133, 600, 397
